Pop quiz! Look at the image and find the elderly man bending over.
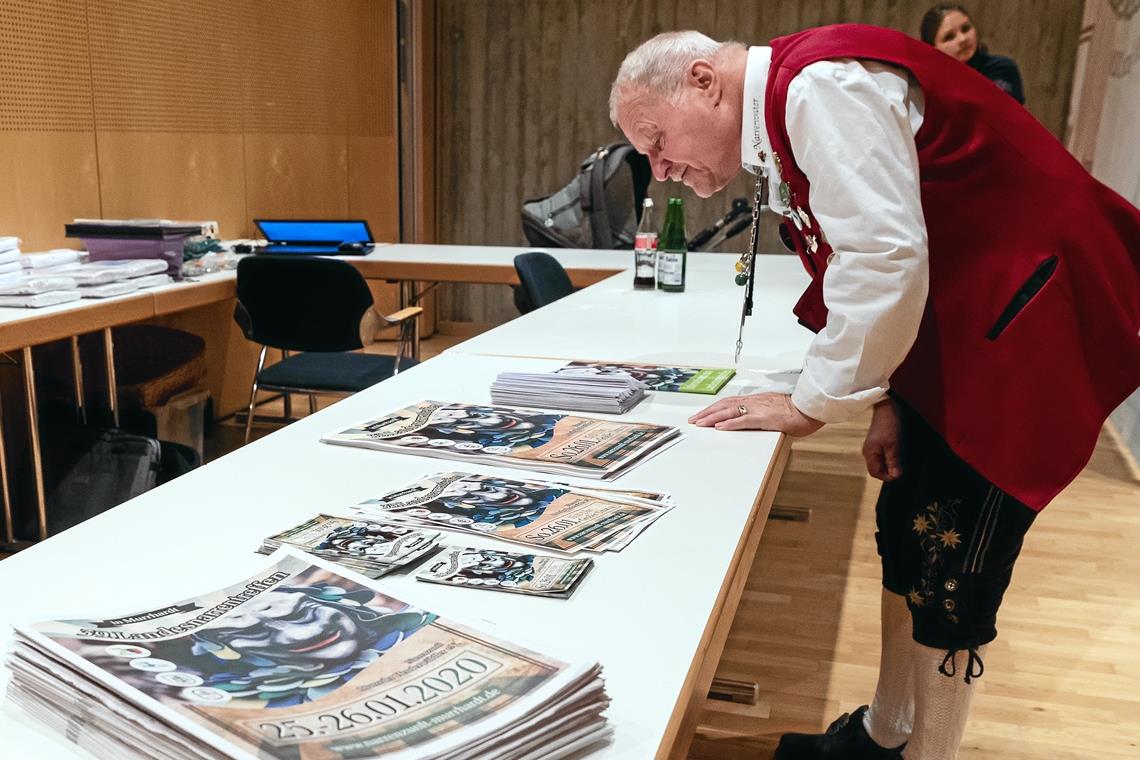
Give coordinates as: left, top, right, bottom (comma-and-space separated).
610, 25, 1140, 760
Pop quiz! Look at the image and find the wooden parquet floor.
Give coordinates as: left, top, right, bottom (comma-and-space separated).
690, 414, 1140, 760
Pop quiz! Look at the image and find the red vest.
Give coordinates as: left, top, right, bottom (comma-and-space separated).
765, 25, 1140, 510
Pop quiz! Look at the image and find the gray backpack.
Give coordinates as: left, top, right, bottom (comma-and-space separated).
521, 143, 652, 249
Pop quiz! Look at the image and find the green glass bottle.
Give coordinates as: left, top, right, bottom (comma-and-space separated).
657, 197, 687, 292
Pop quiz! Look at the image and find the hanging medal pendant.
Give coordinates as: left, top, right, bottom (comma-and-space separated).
779, 181, 791, 207
797, 207, 811, 229
807, 234, 819, 254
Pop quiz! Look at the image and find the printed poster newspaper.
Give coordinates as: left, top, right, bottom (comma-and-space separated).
557, 361, 735, 394
7, 552, 610, 759
416, 547, 593, 599
258, 514, 441, 578
321, 400, 681, 480
353, 471, 673, 554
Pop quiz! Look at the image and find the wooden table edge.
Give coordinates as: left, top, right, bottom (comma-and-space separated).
656, 433, 792, 760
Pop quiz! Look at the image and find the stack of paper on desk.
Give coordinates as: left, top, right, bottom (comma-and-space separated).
49, 259, 168, 288
20, 249, 83, 269
490, 370, 647, 414
0, 275, 78, 295
353, 471, 673, 554
7, 552, 612, 760
257, 513, 442, 578
0, 248, 21, 276
0, 290, 82, 308
556, 360, 736, 394
323, 400, 681, 481
0, 250, 85, 307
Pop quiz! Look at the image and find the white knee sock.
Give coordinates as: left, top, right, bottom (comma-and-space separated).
863, 589, 914, 749
901, 644, 985, 760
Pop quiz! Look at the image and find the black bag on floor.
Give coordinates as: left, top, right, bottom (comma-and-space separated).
22, 427, 200, 536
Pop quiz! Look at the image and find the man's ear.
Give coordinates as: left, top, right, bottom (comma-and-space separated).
688, 59, 720, 103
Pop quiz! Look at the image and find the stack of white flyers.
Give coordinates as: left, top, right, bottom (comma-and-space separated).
416, 547, 594, 599
7, 552, 611, 759
79, 279, 140, 298
353, 471, 673, 554
323, 400, 681, 480
258, 514, 442, 578
0, 289, 82, 308
50, 259, 169, 286
490, 370, 646, 414
0, 274, 78, 295
20, 249, 83, 269
133, 272, 173, 289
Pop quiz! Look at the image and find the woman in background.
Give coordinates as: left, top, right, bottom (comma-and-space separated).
920, 4, 1026, 104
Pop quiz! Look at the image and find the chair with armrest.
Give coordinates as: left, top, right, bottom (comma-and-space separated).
513, 251, 574, 313
233, 255, 422, 442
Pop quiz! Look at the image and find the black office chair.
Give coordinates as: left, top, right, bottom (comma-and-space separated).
513, 252, 574, 314
234, 255, 422, 442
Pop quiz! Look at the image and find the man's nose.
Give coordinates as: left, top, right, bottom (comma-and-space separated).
650, 154, 672, 182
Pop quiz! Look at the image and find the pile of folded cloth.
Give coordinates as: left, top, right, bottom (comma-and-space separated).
0, 237, 172, 308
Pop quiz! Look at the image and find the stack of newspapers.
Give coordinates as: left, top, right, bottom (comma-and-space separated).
257, 514, 442, 578
490, 370, 647, 414
7, 552, 612, 759
353, 471, 674, 554
322, 400, 681, 480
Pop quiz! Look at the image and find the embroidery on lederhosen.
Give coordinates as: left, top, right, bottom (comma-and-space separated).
906, 498, 964, 614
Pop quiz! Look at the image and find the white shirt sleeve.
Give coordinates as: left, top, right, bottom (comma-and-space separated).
785, 59, 930, 423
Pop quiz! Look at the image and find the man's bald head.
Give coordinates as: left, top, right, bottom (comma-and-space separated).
610, 32, 748, 197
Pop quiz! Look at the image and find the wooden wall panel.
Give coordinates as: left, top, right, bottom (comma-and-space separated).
348, 135, 401, 244
242, 133, 351, 221
96, 133, 247, 240
0, 133, 101, 250
435, 0, 1086, 325
0, 0, 400, 249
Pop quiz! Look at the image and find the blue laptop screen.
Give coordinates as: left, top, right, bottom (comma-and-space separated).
256, 220, 372, 244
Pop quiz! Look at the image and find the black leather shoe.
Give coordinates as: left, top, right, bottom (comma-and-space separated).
774, 706, 904, 759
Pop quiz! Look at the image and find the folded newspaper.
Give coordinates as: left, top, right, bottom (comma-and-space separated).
258, 514, 442, 578
490, 371, 647, 414
416, 547, 593, 599
353, 471, 673, 554
322, 400, 680, 480
556, 361, 735, 394
7, 551, 611, 759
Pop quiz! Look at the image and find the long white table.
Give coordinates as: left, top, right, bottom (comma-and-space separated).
0, 354, 788, 759
448, 253, 814, 373
0, 246, 813, 759
351, 243, 630, 288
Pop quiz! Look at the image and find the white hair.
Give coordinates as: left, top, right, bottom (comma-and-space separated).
609, 31, 744, 126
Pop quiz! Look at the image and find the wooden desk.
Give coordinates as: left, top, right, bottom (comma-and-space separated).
0, 245, 631, 544
0, 244, 631, 352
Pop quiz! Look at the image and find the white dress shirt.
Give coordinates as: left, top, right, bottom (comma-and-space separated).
741, 46, 930, 423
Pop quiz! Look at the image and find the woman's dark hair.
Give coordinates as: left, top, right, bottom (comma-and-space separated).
920, 4, 972, 45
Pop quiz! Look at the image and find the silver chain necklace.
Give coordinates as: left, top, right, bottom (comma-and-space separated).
735, 173, 767, 364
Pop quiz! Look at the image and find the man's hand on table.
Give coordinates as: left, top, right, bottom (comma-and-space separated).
688, 393, 824, 437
